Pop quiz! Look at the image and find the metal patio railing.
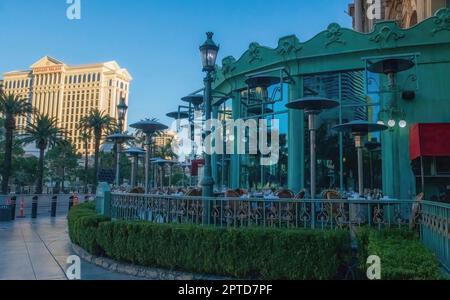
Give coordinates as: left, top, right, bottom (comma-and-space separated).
421, 201, 450, 273
110, 193, 450, 272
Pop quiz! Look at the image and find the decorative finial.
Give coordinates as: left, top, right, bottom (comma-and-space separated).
206, 32, 214, 39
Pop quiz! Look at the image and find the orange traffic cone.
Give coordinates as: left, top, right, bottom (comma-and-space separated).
18, 198, 26, 218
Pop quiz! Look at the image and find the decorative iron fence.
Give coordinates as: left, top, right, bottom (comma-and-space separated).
110, 193, 450, 271
111, 194, 419, 229
421, 201, 450, 273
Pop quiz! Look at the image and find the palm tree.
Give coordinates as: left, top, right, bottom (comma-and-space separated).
78, 129, 92, 193
155, 140, 177, 160
80, 109, 116, 188
21, 114, 67, 195
0, 93, 33, 194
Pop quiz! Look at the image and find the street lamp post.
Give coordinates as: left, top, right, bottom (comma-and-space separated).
115, 98, 128, 186
199, 32, 219, 200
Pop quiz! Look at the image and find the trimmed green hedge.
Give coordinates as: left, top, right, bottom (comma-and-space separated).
68, 202, 110, 255
356, 228, 443, 280
68, 203, 351, 279
69, 204, 443, 280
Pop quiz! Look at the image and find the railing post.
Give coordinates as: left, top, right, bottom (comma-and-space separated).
95, 182, 111, 217
104, 191, 111, 218
68, 195, 74, 211
10, 196, 17, 220
31, 196, 38, 219
51, 196, 57, 217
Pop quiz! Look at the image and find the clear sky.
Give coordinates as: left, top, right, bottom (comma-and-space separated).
0, 0, 352, 126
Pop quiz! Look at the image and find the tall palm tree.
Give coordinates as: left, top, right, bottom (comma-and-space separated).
78, 129, 92, 193
80, 109, 116, 188
21, 114, 67, 194
155, 139, 177, 160
0, 93, 33, 194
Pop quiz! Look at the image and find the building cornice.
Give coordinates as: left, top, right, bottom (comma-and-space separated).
212, 8, 450, 98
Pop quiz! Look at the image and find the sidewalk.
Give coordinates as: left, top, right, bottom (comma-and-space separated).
0, 216, 143, 280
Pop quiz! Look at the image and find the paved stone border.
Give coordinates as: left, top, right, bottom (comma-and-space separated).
71, 243, 230, 280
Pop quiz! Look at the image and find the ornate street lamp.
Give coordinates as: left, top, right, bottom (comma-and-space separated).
199, 32, 219, 200
200, 32, 219, 73
117, 97, 128, 132
108, 98, 132, 187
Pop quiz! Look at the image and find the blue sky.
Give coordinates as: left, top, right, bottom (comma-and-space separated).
0, 0, 352, 126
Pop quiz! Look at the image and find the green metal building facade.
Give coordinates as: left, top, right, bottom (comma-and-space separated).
210, 9, 450, 200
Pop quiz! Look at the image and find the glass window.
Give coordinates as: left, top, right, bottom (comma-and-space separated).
301, 70, 381, 193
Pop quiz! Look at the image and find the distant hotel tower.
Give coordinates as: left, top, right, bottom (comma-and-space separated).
1, 56, 132, 155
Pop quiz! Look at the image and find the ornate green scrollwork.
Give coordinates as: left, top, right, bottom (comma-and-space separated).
277, 35, 302, 57
248, 42, 263, 64
370, 25, 405, 47
325, 23, 346, 47
432, 8, 450, 35
221, 56, 236, 77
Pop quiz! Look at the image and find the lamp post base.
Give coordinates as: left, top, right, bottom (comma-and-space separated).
201, 177, 214, 197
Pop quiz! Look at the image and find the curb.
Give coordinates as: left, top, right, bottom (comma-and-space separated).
71, 243, 229, 280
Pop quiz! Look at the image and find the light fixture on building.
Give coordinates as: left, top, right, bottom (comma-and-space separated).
399, 120, 407, 128
377, 120, 385, 126
388, 119, 396, 128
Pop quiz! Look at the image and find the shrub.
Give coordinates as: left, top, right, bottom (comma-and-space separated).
68, 202, 110, 255
68, 204, 351, 279
69, 204, 444, 280
95, 222, 351, 280
356, 228, 442, 280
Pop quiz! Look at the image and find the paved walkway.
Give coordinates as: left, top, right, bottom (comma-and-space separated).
0, 216, 143, 280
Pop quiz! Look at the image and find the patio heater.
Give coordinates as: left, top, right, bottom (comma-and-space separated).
333, 121, 388, 196
365, 138, 381, 190
167, 111, 189, 136
245, 75, 280, 116
106, 133, 135, 187
367, 58, 415, 89
286, 97, 340, 228
166, 111, 190, 120
244, 75, 280, 186
181, 94, 204, 161
125, 147, 146, 187
366, 57, 415, 198
178, 162, 191, 187
130, 120, 168, 194
152, 158, 178, 188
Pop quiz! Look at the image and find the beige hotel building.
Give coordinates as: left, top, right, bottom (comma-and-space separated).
1, 56, 132, 155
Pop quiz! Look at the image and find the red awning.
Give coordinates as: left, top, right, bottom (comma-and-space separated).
191, 159, 205, 176
410, 123, 450, 160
